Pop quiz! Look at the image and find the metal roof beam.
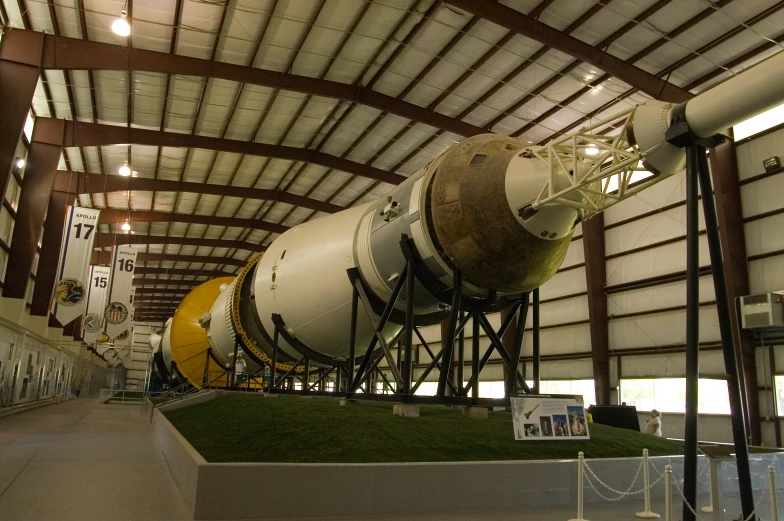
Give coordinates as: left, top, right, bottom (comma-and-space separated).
132, 278, 206, 287
98, 209, 288, 235
95, 233, 263, 252
54, 171, 341, 215
0, 29, 486, 139
91, 251, 248, 267
444, 0, 690, 103
134, 267, 230, 277
44, 119, 405, 186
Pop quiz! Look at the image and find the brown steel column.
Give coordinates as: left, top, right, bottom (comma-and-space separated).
709, 137, 761, 445
30, 190, 75, 317
583, 214, 610, 405
3, 119, 65, 299
0, 30, 44, 199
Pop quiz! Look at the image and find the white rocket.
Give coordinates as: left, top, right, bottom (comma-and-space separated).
158, 50, 784, 381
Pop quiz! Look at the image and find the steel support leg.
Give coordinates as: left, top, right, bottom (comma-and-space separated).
403, 259, 416, 398
472, 311, 480, 404
507, 294, 529, 396
347, 284, 358, 395
683, 144, 701, 521
270, 325, 279, 391
533, 288, 541, 394
697, 146, 756, 521
231, 336, 239, 388
437, 270, 462, 396
457, 311, 465, 395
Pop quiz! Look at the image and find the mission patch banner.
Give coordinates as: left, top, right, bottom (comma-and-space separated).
104, 245, 137, 340
51, 206, 101, 325
82, 265, 110, 344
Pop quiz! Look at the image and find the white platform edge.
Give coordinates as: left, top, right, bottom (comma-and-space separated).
152, 395, 781, 520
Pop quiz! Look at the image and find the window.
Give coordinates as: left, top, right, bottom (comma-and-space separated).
733, 102, 784, 140
620, 378, 730, 414
774, 376, 784, 416
23, 112, 34, 143
539, 379, 596, 406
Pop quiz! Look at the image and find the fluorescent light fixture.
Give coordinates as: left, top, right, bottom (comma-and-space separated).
733, 102, 784, 140
121, 222, 131, 231
119, 161, 131, 176
14, 157, 25, 169
112, 10, 131, 37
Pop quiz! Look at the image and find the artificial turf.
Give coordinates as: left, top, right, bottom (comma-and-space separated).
164, 394, 684, 463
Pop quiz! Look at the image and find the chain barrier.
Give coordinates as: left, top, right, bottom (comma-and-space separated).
582, 458, 645, 499
649, 458, 776, 521
572, 450, 778, 521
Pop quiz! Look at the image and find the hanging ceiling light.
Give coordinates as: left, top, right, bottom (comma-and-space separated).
14, 158, 25, 169
585, 144, 599, 155
121, 222, 131, 231
119, 161, 131, 176
112, 10, 131, 37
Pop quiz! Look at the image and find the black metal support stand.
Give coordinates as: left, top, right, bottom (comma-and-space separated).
507, 293, 529, 396
683, 144, 701, 521
270, 325, 279, 391
668, 128, 756, 520
696, 144, 756, 521
231, 335, 240, 388
532, 288, 540, 394
264, 234, 540, 406
402, 259, 415, 398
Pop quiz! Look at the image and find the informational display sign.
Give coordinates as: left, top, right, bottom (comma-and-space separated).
104, 245, 137, 340
511, 395, 590, 440
82, 265, 110, 344
50, 206, 101, 325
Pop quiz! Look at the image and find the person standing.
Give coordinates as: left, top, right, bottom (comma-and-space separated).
645, 409, 663, 437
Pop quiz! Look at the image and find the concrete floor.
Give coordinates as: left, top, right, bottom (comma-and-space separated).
0, 397, 770, 521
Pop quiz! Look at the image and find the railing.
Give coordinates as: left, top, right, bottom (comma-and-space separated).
99, 388, 146, 405
150, 369, 232, 409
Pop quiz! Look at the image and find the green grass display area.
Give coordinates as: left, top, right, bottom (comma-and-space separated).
164, 394, 683, 463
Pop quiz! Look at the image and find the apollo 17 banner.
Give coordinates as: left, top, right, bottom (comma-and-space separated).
104, 245, 137, 340
50, 206, 101, 326
82, 265, 110, 344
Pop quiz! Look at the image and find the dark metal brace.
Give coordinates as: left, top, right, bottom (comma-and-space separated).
274, 356, 306, 389
477, 313, 530, 393
436, 269, 463, 396
507, 293, 530, 396
348, 265, 408, 391
666, 114, 754, 521
307, 367, 335, 392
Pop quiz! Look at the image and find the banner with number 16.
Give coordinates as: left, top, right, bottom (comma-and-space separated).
104, 245, 137, 340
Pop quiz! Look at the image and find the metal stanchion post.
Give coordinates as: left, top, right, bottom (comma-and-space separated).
769, 465, 778, 521
665, 465, 672, 521
637, 449, 661, 519
569, 452, 588, 521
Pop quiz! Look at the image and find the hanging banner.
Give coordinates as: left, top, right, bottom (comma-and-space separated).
82, 265, 110, 344
104, 245, 137, 340
511, 395, 590, 440
50, 206, 101, 325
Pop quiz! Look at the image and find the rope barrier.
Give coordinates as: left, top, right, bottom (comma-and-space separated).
568, 449, 779, 521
